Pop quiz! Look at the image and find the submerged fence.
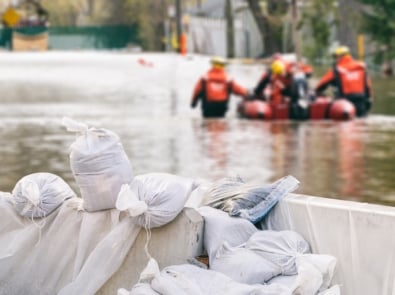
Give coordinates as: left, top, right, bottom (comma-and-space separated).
0, 25, 141, 50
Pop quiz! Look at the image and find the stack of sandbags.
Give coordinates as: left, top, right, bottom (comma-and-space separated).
119, 174, 339, 295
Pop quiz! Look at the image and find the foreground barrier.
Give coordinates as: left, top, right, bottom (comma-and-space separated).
98, 208, 204, 294
98, 193, 394, 294
265, 193, 395, 295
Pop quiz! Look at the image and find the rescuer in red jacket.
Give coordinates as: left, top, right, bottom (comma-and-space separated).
315, 46, 373, 117
191, 56, 248, 118
253, 59, 295, 106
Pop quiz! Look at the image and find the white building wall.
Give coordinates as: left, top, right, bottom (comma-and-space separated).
188, 10, 263, 58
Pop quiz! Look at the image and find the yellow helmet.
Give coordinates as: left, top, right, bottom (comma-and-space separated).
210, 56, 227, 67
333, 46, 350, 57
271, 60, 286, 75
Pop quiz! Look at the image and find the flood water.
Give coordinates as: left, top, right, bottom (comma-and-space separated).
1, 51, 395, 206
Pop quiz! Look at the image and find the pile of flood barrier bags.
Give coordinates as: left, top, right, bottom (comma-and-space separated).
0, 117, 340, 295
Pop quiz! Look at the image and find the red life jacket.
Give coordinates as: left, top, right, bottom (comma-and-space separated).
269, 72, 292, 106
335, 56, 367, 97
202, 68, 231, 103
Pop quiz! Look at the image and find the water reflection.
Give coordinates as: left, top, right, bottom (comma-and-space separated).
200, 120, 229, 173
337, 122, 366, 199
0, 121, 74, 192
1, 52, 395, 207
371, 77, 395, 115
187, 118, 372, 204
295, 121, 367, 202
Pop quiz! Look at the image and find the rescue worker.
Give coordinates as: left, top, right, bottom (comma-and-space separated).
295, 58, 313, 79
271, 53, 313, 78
253, 59, 296, 105
191, 56, 248, 118
315, 45, 373, 117
253, 58, 310, 120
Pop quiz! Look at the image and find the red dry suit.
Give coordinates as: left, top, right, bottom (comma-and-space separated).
315, 55, 373, 117
191, 67, 247, 118
253, 62, 294, 106
294, 61, 313, 78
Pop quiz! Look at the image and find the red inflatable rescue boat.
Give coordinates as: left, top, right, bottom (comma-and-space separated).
238, 97, 356, 121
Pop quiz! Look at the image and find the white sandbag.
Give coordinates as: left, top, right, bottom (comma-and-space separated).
196, 206, 258, 264
127, 283, 160, 295
63, 117, 133, 212
12, 172, 76, 218
291, 258, 323, 295
268, 274, 297, 287
116, 173, 194, 228
296, 254, 337, 291
151, 264, 292, 295
210, 241, 281, 284
246, 230, 310, 275
318, 285, 341, 295
184, 179, 210, 209
268, 255, 337, 293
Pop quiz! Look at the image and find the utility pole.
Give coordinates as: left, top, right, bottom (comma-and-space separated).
225, 0, 235, 58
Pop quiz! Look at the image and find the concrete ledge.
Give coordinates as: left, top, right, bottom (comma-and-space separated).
98, 208, 204, 294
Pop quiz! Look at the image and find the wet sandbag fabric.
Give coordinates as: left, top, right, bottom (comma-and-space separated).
63, 117, 134, 212
116, 173, 195, 228
12, 172, 76, 218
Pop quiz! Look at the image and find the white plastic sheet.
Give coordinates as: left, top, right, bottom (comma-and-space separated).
0, 195, 141, 295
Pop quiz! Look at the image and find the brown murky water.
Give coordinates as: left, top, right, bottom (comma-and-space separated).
1, 52, 395, 206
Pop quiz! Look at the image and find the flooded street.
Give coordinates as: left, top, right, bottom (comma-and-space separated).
1, 51, 395, 206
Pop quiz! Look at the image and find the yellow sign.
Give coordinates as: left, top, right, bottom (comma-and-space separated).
171, 32, 179, 50
2, 7, 20, 27
358, 34, 364, 61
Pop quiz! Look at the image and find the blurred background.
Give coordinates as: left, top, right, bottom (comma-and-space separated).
1, 0, 394, 66
0, 0, 395, 206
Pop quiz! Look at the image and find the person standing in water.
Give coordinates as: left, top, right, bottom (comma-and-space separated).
191, 56, 248, 118
315, 45, 373, 117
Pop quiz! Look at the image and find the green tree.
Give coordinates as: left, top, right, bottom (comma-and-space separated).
246, 0, 287, 56
41, 0, 85, 26
356, 0, 395, 65
41, 0, 171, 50
299, 0, 337, 63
